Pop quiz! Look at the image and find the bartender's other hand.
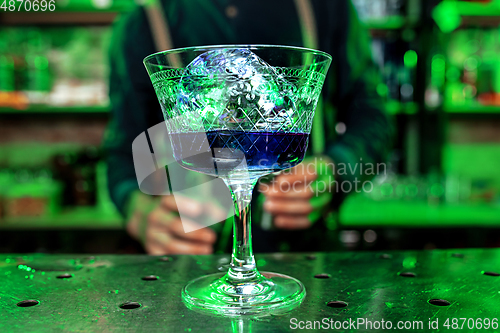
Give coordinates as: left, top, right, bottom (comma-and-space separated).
259, 157, 334, 230
126, 192, 216, 255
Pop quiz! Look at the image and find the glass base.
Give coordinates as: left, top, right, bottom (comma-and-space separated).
181, 271, 306, 317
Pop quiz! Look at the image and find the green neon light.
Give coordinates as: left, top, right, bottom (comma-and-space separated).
376, 83, 389, 97
432, 2, 461, 33
404, 50, 418, 68
432, 55, 446, 73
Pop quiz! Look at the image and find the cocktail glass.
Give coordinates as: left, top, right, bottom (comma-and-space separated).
144, 45, 331, 316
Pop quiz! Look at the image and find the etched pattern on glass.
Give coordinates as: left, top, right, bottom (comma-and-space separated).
151, 49, 324, 165
150, 50, 325, 136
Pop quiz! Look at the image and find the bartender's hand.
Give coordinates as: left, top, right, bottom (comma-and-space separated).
259, 157, 334, 230
126, 192, 217, 255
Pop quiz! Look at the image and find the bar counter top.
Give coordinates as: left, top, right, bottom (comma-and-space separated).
2, 249, 499, 332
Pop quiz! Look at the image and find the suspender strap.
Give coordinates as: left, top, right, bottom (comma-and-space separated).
294, 0, 324, 155
144, 0, 182, 67
294, 0, 318, 50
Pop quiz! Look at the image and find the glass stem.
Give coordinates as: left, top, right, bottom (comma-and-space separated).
225, 180, 260, 282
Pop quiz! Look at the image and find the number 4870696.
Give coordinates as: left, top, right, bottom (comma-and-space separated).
1, 0, 56, 11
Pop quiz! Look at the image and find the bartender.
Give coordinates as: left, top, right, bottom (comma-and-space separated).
104, 0, 393, 255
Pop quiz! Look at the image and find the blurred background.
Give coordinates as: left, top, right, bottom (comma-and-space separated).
1, 0, 500, 253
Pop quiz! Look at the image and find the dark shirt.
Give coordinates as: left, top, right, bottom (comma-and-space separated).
104, 0, 393, 217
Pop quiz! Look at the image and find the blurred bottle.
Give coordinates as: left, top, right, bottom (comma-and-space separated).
52, 152, 76, 206
426, 171, 445, 205
0, 169, 14, 219
0, 46, 15, 92
371, 38, 415, 108
426, 52, 446, 109
0, 32, 29, 109
73, 147, 99, 206
23, 30, 52, 105
52, 147, 100, 207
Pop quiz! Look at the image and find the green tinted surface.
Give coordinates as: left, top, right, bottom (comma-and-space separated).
443, 144, 500, 189
1, 251, 500, 332
340, 196, 500, 227
0, 207, 121, 230
444, 105, 500, 113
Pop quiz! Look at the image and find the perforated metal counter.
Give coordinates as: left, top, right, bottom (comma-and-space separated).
1, 249, 499, 332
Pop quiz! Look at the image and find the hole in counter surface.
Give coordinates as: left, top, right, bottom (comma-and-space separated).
428, 299, 451, 306
314, 274, 331, 279
17, 300, 39, 307
142, 275, 159, 281
57, 273, 73, 279
120, 302, 141, 309
327, 301, 348, 308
